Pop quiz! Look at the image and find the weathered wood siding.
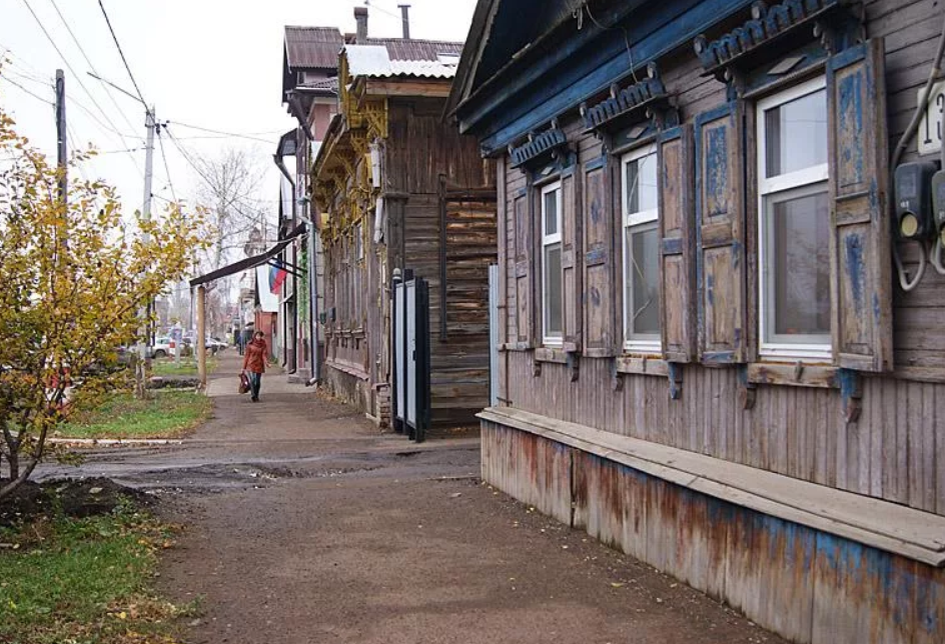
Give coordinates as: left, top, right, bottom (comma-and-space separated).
481, 422, 945, 644
492, 0, 945, 515
387, 98, 491, 195
874, 0, 945, 371
503, 351, 945, 515
386, 97, 498, 426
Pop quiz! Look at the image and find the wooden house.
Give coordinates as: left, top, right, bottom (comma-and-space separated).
312, 13, 496, 427
448, 1, 945, 641
278, 26, 344, 381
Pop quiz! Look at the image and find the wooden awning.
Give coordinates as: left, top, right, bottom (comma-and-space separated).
189, 223, 306, 287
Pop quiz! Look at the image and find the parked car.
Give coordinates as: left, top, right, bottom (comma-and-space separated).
207, 337, 228, 353
149, 337, 177, 359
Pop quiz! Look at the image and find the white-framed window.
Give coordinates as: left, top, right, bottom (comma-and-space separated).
622, 144, 661, 352
541, 181, 563, 346
756, 76, 830, 360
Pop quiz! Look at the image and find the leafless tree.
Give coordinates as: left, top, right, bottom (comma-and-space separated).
192, 147, 271, 272
188, 147, 275, 331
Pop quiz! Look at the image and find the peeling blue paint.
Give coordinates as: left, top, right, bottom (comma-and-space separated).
590, 190, 602, 223
706, 127, 729, 217
706, 273, 715, 306
838, 71, 864, 185
844, 233, 865, 312
590, 286, 602, 307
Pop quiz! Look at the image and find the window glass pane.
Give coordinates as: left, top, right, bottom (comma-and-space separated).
768, 189, 830, 338
626, 153, 658, 214
545, 243, 562, 335
765, 89, 827, 178
627, 224, 660, 337
543, 189, 558, 236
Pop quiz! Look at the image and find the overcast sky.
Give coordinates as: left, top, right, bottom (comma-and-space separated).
0, 0, 477, 237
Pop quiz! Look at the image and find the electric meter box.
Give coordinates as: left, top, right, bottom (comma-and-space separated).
894, 162, 938, 240
932, 170, 945, 246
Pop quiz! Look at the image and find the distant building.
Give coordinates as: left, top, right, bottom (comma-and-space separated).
277, 25, 345, 380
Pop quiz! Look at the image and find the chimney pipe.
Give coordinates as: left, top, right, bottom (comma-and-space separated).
354, 7, 368, 43
398, 4, 411, 39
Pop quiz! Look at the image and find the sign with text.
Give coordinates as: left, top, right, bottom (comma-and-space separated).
918, 81, 945, 156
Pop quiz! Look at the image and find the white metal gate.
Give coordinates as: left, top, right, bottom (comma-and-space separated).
391, 270, 430, 442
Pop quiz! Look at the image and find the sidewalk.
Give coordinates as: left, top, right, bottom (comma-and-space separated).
150, 351, 784, 644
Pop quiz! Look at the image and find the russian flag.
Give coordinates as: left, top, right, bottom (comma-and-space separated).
269, 260, 288, 294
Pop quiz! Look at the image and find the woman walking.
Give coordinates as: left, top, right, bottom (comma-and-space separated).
242, 331, 268, 402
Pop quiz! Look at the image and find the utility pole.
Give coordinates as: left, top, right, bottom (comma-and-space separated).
135, 106, 157, 397
55, 70, 67, 206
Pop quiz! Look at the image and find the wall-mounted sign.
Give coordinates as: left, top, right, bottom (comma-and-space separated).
918, 81, 945, 156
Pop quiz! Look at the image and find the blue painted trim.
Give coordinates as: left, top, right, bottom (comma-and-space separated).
695, 102, 736, 126
584, 156, 607, 172
510, 127, 568, 168
472, 0, 756, 155
827, 40, 867, 68
693, 101, 740, 362
662, 238, 683, 255
702, 351, 736, 364
659, 125, 684, 142
693, 0, 840, 73
582, 75, 667, 131
837, 368, 861, 401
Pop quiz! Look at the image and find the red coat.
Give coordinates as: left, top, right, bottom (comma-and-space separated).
242, 339, 267, 374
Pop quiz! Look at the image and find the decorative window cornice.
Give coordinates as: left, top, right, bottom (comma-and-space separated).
580, 63, 669, 132
693, 0, 848, 77
508, 121, 569, 169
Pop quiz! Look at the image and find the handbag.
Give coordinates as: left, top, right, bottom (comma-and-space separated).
238, 371, 250, 394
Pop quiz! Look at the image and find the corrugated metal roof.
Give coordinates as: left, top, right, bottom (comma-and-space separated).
285, 26, 345, 70
345, 44, 459, 79
366, 38, 464, 62
298, 77, 339, 93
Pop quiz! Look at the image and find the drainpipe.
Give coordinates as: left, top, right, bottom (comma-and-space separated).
274, 154, 320, 385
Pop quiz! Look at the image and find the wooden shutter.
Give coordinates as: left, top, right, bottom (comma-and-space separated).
513, 191, 534, 346
658, 125, 696, 363
561, 168, 582, 350
826, 39, 893, 372
582, 157, 617, 356
695, 102, 747, 364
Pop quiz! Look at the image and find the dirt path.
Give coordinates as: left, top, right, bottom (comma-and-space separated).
43, 353, 786, 644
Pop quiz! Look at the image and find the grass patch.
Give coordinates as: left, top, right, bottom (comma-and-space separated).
150, 356, 218, 377
0, 506, 191, 644
55, 391, 212, 440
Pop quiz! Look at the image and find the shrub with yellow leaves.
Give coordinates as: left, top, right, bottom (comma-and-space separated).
0, 72, 209, 500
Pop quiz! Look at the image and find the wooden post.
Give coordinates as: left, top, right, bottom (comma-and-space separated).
196, 285, 207, 388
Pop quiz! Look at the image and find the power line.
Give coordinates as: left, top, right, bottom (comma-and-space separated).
97, 0, 147, 108
363, 1, 404, 22
96, 146, 144, 155
0, 74, 54, 105
64, 95, 145, 179
3, 66, 51, 87
65, 121, 92, 182
66, 94, 141, 141
20, 0, 135, 150
48, 0, 139, 136
156, 127, 177, 202
0, 42, 46, 78
164, 125, 216, 188
167, 121, 281, 145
